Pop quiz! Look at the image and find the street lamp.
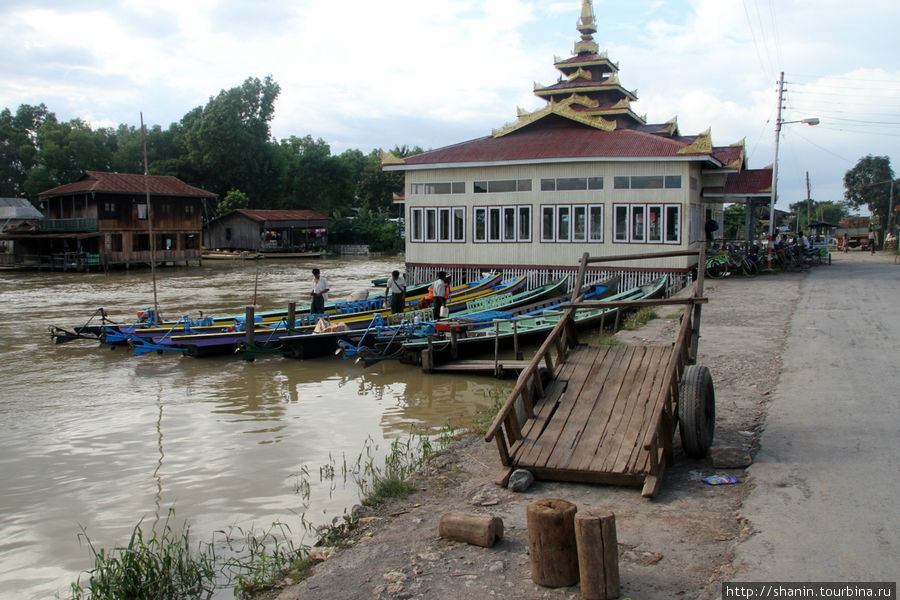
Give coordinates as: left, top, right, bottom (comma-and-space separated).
769, 72, 820, 236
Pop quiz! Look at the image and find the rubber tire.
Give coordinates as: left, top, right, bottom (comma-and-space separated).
706, 261, 728, 278
285, 346, 303, 360
678, 365, 716, 458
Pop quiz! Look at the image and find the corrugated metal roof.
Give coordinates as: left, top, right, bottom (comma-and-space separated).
0, 198, 43, 219
704, 169, 772, 197
38, 171, 217, 199
235, 209, 330, 222
399, 118, 710, 167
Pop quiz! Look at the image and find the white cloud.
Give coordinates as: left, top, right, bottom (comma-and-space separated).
1, 0, 898, 208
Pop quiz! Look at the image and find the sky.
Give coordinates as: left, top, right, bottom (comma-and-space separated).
2, 0, 899, 214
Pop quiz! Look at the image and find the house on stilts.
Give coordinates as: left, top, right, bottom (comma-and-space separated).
383, 0, 771, 292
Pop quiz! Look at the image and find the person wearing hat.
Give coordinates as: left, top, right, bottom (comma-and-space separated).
431, 271, 449, 321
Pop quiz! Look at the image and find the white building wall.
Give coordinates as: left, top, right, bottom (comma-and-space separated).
402, 160, 709, 273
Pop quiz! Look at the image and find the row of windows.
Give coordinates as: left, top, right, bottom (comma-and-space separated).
409, 204, 682, 245
411, 175, 693, 195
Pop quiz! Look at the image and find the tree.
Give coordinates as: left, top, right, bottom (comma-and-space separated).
844, 155, 897, 244
0, 103, 51, 198
217, 189, 250, 214
24, 116, 114, 198
179, 76, 281, 202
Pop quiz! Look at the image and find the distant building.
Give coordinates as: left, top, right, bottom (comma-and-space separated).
204, 209, 330, 252
0, 171, 215, 270
383, 0, 770, 289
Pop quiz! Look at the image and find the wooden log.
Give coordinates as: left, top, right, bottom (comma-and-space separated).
527, 498, 579, 587
438, 511, 503, 547
244, 306, 255, 346
574, 509, 620, 600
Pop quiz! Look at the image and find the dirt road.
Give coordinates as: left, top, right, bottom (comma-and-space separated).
267, 251, 895, 600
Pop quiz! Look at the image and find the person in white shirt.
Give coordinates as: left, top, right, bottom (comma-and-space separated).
311, 268, 329, 314
431, 271, 449, 321
799, 231, 811, 250
384, 270, 407, 314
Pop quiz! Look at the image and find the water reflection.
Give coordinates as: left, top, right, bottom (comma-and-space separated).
0, 257, 512, 599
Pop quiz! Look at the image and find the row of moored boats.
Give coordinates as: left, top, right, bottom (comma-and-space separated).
49, 272, 668, 366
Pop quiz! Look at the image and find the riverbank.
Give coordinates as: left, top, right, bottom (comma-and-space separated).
262, 261, 817, 600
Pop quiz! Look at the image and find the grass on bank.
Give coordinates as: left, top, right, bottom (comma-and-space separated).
69, 429, 450, 599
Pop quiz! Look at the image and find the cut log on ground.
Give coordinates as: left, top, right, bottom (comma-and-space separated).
438, 511, 504, 547
574, 508, 620, 600
526, 498, 579, 587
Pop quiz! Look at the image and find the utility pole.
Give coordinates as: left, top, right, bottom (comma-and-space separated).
806, 171, 811, 233
769, 72, 785, 237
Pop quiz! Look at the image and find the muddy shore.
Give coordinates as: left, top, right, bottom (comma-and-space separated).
264, 267, 809, 600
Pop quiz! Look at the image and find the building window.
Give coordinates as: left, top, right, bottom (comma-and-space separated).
614, 175, 682, 189
541, 204, 601, 243
541, 177, 603, 191
588, 205, 603, 242
410, 182, 465, 195
690, 176, 698, 191
488, 207, 502, 242
541, 206, 555, 242
410, 208, 423, 241
666, 204, 680, 243
573, 205, 587, 242
614, 203, 681, 244
452, 207, 465, 242
518, 206, 531, 242
137, 203, 148, 220
474, 179, 532, 193
474, 207, 486, 242
648, 204, 663, 243
225, 227, 232, 241
503, 207, 516, 242
425, 208, 437, 241
557, 206, 571, 241
438, 208, 451, 242
185, 204, 195, 215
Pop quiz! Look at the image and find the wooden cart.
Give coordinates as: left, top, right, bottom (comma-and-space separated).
484, 248, 714, 498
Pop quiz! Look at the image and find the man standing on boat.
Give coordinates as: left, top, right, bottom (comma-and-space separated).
432, 271, 449, 321
311, 268, 329, 314
385, 270, 407, 314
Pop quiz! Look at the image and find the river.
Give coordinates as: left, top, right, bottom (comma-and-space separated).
0, 256, 512, 599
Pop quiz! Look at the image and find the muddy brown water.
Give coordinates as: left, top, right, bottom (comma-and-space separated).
0, 257, 512, 599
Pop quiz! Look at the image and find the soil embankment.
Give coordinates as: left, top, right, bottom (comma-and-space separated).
267, 269, 807, 600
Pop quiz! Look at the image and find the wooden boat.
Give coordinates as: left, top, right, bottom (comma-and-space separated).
396, 276, 668, 367
129, 275, 526, 357
266, 276, 582, 361
256, 251, 323, 259
201, 250, 262, 260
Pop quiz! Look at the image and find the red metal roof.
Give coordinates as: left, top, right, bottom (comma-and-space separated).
235, 209, 330, 222
704, 169, 772, 197
399, 118, 712, 166
38, 171, 216, 199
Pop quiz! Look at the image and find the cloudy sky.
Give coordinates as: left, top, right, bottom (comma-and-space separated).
2, 0, 899, 212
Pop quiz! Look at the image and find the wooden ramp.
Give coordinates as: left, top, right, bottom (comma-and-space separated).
507, 344, 673, 489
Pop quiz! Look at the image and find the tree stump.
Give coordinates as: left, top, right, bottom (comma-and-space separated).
526, 498, 579, 587
574, 509, 620, 600
438, 511, 503, 547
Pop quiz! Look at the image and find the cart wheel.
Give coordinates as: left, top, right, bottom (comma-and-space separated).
678, 365, 716, 458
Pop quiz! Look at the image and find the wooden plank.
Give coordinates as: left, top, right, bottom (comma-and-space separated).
605, 346, 671, 474
513, 347, 597, 467
623, 349, 676, 473
569, 346, 646, 473
516, 346, 607, 468
552, 346, 639, 472
528, 346, 614, 470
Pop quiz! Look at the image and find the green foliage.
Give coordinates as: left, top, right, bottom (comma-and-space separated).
69, 512, 217, 600
844, 155, 897, 236
623, 307, 659, 330
217, 189, 250, 214
221, 522, 305, 597
788, 199, 849, 233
